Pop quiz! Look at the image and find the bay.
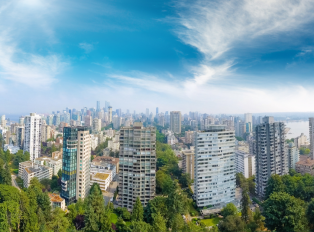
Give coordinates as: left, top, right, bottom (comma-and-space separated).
285, 120, 309, 139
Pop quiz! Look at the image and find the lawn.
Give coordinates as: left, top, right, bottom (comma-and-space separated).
110, 213, 118, 224
200, 217, 221, 227
189, 201, 200, 216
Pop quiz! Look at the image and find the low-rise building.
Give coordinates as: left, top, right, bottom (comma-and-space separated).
92, 156, 119, 174
287, 142, 300, 170
103, 147, 111, 156
90, 172, 112, 192
294, 133, 309, 148
90, 134, 99, 150
166, 131, 177, 145
235, 150, 256, 178
19, 161, 52, 188
185, 130, 194, 144
52, 149, 63, 160
34, 156, 62, 176
48, 193, 66, 210
295, 155, 314, 175
4, 144, 20, 154
108, 140, 120, 152
182, 147, 195, 180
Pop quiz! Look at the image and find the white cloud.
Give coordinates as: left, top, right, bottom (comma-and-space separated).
0, 39, 68, 88
169, 0, 314, 94
176, 0, 314, 60
79, 43, 94, 53
0, 0, 68, 88
103, 71, 314, 113
296, 47, 313, 57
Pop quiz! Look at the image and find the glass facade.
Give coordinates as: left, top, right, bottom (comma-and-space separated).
61, 127, 78, 205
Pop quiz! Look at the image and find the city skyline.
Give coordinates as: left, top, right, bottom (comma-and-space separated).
1, 0, 314, 113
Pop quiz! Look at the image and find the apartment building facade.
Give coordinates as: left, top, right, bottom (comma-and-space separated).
61, 126, 91, 205
24, 113, 42, 161
118, 122, 156, 210
255, 116, 288, 196
194, 125, 236, 208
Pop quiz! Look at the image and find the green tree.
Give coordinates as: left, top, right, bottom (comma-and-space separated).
67, 198, 85, 229
252, 207, 265, 232
166, 183, 190, 228
84, 183, 113, 231
0, 163, 12, 186
0, 203, 9, 232
218, 215, 246, 232
0, 201, 20, 231
131, 220, 151, 232
51, 175, 61, 192
46, 207, 70, 232
156, 170, 173, 195
40, 178, 51, 191
156, 130, 166, 143
241, 186, 252, 222
265, 174, 285, 199
132, 197, 144, 221
116, 217, 130, 232
306, 198, 314, 228
170, 213, 184, 231
152, 212, 167, 232
221, 203, 237, 218
235, 172, 245, 188
37, 204, 47, 231
84, 183, 106, 231
0, 184, 20, 203
247, 176, 256, 195
179, 173, 192, 188
144, 196, 167, 223
300, 147, 311, 155
57, 169, 62, 178
28, 178, 51, 221
263, 191, 308, 232
19, 190, 39, 232
100, 208, 114, 232
289, 169, 298, 176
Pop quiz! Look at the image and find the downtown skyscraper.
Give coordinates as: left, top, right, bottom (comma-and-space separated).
170, 111, 181, 134
118, 122, 156, 210
255, 116, 288, 196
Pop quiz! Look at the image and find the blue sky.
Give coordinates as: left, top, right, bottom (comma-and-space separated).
1, 0, 314, 115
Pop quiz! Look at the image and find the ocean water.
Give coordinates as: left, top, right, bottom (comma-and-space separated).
285, 121, 309, 139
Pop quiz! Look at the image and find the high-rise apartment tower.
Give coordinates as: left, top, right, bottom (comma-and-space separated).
255, 116, 287, 196
118, 122, 156, 210
61, 126, 91, 205
108, 107, 113, 123
24, 113, 42, 161
170, 111, 181, 134
194, 125, 236, 208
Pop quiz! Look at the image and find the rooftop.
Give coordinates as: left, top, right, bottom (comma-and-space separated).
296, 155, 314, 166
24, 165, 49, 174
92, 156, 119, 164
93, 173, 110, 180
48, 193, 64, 203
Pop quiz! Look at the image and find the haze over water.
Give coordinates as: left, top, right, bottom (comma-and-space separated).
285, 121, 309, 140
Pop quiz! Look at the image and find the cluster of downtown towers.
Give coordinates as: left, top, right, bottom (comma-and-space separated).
17, 104, 298, 209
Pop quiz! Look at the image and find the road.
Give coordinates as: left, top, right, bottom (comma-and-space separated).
103, 180, 118, 205
11, 174, 21, 191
